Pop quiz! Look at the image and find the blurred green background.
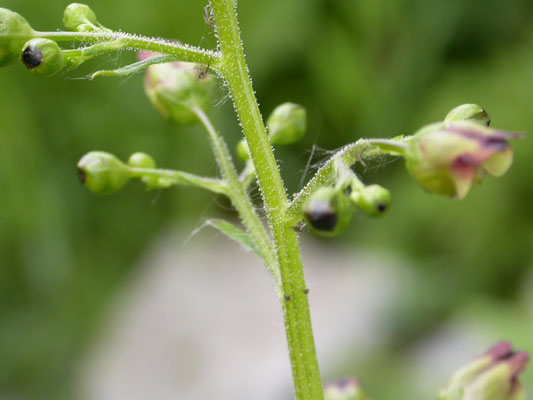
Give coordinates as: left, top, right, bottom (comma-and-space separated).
1, 0, 533, 399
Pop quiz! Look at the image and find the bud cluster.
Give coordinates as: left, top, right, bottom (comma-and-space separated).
302, 173, 391, 237
77, 151, 178, 195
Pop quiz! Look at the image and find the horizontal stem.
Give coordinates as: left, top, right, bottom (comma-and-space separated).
35, 30, 220, 67
130, 167, 227, 194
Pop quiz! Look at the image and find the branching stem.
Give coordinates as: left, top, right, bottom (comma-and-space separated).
210, 1, 323, 398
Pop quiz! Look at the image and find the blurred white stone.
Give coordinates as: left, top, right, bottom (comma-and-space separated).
78, 230, 402, 400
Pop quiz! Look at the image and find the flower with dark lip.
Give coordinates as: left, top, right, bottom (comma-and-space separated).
404, 121, 521, 199
439, 341, 529, 400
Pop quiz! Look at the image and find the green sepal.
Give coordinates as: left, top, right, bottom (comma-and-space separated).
90, 55, 178, 80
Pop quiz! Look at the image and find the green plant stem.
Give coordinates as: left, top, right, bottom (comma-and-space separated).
286, 138, 409, 223
129, 167, 227, 194
35, 30, 219, 67
210, 1, 323, 398
192, 106, 281, 287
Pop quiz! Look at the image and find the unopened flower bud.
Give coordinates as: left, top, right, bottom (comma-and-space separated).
127, 152, 156, 169
350, 184, 391, 217
63, 3, 97, 31
439, 341, 529, 400
267, 102, 306, 146
303, 187, 352, 237
404, 120, 519, 199
0, 8, 35, 67
236, 139, 250, 161
128, 152, 159, 187
142, 52, 214, 125
445, 104, 491, 127
77, 151, 131, 195
324, 378, 367, 400
21, 38, 64, 76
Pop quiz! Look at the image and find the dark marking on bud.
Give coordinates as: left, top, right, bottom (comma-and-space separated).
344, 185, 352, 196
77, 167, 86, 185
305, 203, 338, 232
377, 202, 387, 213
284, 295, 292, 302
22, 46, 42, 69
304, 288, 310, 295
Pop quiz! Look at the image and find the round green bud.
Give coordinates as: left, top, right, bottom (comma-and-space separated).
127, 152, 156, 169
21, 38, 64, 76
77, 151, 131, 195
144, 59, 214, 125
445, 104, 491, 127
127, 152, 159, 188
0, 8, 35, 67
350, 184, 391, 217
267, 102, 306, 146
63, 3, 97, 31
303, 187, 353, 237
236, 139, 250, 161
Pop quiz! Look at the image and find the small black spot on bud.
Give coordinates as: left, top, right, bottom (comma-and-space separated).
22, 46, 43, 69
304, 288, 310, 295
377, 202, 387, 213
284, 295, 292, 302
77, 167, 86, 185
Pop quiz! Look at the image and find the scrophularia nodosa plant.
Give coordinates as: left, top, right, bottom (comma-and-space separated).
0, 3, 528, 399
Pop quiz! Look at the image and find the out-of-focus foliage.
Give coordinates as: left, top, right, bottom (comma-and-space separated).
0, 0, 532, 399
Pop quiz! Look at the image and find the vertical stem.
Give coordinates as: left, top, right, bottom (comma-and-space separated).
192, 107, 281, 287
210, 1, 324, 399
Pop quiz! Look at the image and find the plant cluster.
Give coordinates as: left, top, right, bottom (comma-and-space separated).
0, 3, 528, 399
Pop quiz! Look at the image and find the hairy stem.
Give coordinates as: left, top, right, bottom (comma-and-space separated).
286, 138, 408, 224
35, 30, 219, 67
210, 1, 323, 398
192, 107, 281, 287
129, 167, 227, 194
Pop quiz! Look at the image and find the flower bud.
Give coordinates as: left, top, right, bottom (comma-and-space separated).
77, 151, 131, 195
236, 139, 250, 161
404, 121, 519, 199
445, 104, 491, 127
128, 152, 159, 188
324, 378, 367, 400
0, 8, 35, 67
21, 39, 64, 76
267, 102, 306, 146
439, 341, 529, 400
303, 187, 352, 237
63, 3, 97, 31
350, 184, 391, 217
127, 152, 156, 169
142, 52, 214, 125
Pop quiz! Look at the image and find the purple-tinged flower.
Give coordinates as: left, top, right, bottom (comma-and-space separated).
404, 121, 521, 199
439, 341, 529, 400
